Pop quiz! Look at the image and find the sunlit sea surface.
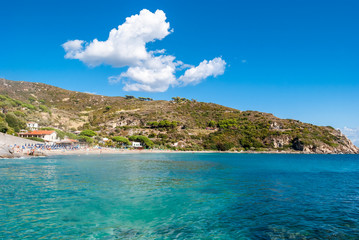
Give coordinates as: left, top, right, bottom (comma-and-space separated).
1, 153, 359, 239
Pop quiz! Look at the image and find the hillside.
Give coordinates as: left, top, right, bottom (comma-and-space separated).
0, 78, 358, 154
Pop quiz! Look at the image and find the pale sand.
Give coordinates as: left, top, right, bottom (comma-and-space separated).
41, 148, 293, 157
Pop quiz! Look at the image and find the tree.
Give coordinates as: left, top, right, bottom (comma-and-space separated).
128, 135, 154, 148
138, 97, 153, 101
208, 120, 217, 128
148, 120, 179, 129
125, 95, 135, 99
112, 136, 130, 146
5, 112, 26, 132
78, 136, 94, 144
79, 129, 97, 137
0, 121, 9, 133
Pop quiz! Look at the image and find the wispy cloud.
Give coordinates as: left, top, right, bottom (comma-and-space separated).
62, 9, 225, 92
340, 127, 359, 146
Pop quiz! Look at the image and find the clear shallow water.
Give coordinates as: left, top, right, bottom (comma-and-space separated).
1, 153, 359, 239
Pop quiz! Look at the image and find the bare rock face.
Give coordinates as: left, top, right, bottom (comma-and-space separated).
301, 131, 359, 154
271, 136, 291, 148
269, 129, 359, 154
0, 145, 14, 158
270, 122, 282, 130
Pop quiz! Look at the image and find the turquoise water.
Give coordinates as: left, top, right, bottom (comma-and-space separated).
1, 153, 359, 239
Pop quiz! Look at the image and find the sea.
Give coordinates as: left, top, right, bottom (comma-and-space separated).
1, 153, 359, 239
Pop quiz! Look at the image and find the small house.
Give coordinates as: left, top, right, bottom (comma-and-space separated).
132, 142, 142, 148
19, 130, 59, 142
27, 122, 39, 130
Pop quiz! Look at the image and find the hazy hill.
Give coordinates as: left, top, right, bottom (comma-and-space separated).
0, 78, 358, 154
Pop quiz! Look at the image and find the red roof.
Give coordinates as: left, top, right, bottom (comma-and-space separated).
22, 130, 55, 135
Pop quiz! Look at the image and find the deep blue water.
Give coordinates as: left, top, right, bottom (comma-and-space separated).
1, 153, 359, 239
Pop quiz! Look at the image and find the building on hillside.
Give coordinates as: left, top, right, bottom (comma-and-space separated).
132, 142, 142, 148
27, 122, 39, 130
19, 130, 59, 142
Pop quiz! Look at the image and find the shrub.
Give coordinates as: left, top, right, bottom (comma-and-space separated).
28, 96, 36, 103
78, 136, 94, 144
79, 129, 97, 137
147, 120, 179, 129
13, 111, 26, 117
216, 142, 234, 151
5, 113, 26, 132
0, 121, 9, 133
207, 120, 217, 128
39, 105, 50, 113
148, 133, 156, 138
23, 103, 36, 110
112, 136, 130, 145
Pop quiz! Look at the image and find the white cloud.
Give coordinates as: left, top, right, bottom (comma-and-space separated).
63, 9, 225, 92
178, 57, 226, 86
340, 127, 359, 146
117, 55, 177, 92
62, 9, 170, 67
62, 40, 85, 59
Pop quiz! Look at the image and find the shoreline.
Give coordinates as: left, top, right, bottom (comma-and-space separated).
6, 148, 354, 159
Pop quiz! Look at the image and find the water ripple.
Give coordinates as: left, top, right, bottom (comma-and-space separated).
1, 153, 359, 239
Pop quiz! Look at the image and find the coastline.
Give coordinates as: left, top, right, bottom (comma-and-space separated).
6, 148, 352, 159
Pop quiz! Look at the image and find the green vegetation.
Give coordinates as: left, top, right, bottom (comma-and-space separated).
0, 78, 354, 153
39, 105, 50, 113
5, 113, 26, 132
147, 120, 180, 129
171, 97, 189, 103
40, 127, 78, 140
79, 129, 97, 137
23, 103, 36, 110
128, 135, 154, 148
138, 97, 153, 101
112, 136, 130, 146
0, 121, 9, 133
78, 136, 94, 144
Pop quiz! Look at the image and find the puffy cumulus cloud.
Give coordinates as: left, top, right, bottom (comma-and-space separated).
63, 9, 226, 92
178, 57, 226, 86
111, 55, 178, 92
340, 127, 359, 146
62, 9, 170, 67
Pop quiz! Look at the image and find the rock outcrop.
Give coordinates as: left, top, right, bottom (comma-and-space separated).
0, 145, 15, 158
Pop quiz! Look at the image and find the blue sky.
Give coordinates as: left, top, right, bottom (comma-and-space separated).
1, 0, 358, 143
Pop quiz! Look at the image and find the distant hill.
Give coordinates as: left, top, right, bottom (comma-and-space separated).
0, 78, 358, 154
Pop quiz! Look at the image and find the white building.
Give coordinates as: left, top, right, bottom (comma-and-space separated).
27, 122, 39, 130
132, 142, 142, 148
19, 130, 59, 143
